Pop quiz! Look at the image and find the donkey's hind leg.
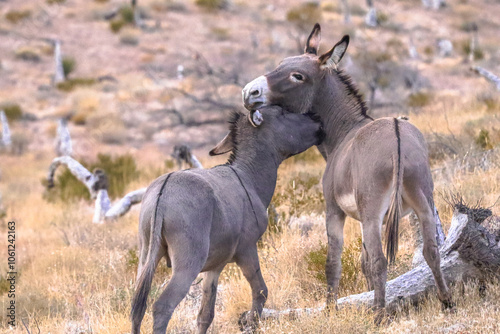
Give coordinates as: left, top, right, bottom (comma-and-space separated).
197, 267, 224, 334
325, 205, 346, 306
152, 265, 203, 333
410, 193, 453, 309
360, 241, 374, 291
360, 216, 388, 324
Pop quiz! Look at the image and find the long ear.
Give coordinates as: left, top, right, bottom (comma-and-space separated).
319, 35, 350, 69
304, 23, 321, 55
209, 133, 233, 156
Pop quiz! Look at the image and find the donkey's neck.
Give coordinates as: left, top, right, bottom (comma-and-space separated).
315, 73, 372, 158
230, 149, 279, 208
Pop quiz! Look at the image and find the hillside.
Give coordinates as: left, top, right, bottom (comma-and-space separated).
1, 0, 500, 333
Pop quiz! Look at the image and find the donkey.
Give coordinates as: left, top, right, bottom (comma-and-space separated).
131, 106, 323, 333
242, 24, 454, 321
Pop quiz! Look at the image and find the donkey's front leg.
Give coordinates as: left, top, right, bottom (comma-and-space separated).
197, 267, 224, 334
236, 247, 268, 332
325, 205, 346, 306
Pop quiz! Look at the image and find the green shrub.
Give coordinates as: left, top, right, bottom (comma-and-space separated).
461, 41, 484, 60
120, 31, 140, 46
289, 146, 323, 164
125, 248, 139, 272
271, 172, 324, 218
286, 2, 322, 31
11, 132, 30, 155
476, 129, 493, 150
211, 27, 231, 41
305, 242, 328, 283
43, 153, 140, 203
305, 237, 363, 294
110, 19, 126, 33
478, 93, 500, 112
0, 273, 21, 295
407, 91, 432, 108
195, 0, 228, 10
350, 4, 366, 16
5, 10, 31, 24
62, 56, 76, 78
120, 5, 135, 23
46, 0, 66, 4
56, 78, 96, 92
15, 47, 41, 62
0, 103, 23, 121
376, 11, 389, 25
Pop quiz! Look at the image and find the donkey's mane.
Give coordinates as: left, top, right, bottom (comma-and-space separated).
334, 69, 372, 120
226, 111, 243, 165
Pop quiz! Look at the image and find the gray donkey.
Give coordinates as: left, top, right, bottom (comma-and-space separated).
131, 106, 323, 333
242, 24, 454, 322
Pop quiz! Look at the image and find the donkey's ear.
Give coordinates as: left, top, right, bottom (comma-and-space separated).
209, 133, 233, 156
319, 35, 350, 69
304, 23, 321, 55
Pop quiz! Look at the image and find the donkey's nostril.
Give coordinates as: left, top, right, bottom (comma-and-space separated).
250, 89, 260, 97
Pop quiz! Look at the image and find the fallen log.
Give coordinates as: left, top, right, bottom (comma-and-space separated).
260, 203, 500, 320
46, 152, 204, 223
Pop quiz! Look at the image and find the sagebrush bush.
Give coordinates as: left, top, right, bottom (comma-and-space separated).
460, 40, 484, 60
408, 91, 432, 108
271, 172, 324, 218
120, 5, 135, 23
1, 103, 23, 121
286, 2, 322, 31
5, 10, 31, 24
56, 78, 96, 92
43, 153, 140, 203
195, 0, 229, 10
305, 237, 363, 296
120, 30, 140, 46
15, 47, 41, 62
476, 129, 493, 150
62, 56, 76, 78
110, 19, 126, 33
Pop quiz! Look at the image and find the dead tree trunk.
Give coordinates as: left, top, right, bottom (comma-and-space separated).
468, 23, 479, 63
47, 152, 203, 223
365, 0, 377, 28
260, 204, 500, 320
0, 110, 12, 149
55, 118, 72, 157
171, 144, 204, 170
340, 0, 351, 24
53, 40, 65, 85
472, 66, 500, 91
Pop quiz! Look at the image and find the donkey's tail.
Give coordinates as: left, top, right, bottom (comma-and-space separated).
130, 174, 172, 330
385, 118, 403, 264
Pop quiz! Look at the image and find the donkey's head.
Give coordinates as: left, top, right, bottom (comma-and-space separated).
210, 106, 323, 163
242, 24, 350, 114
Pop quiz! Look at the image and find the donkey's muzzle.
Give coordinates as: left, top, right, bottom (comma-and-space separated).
242, 76, 269, 111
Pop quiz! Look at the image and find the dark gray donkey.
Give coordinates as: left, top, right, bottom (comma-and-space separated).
242, 24, 454, 322
131, 106, 323, 333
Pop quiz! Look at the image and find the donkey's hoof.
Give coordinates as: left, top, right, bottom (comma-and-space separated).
373, 307, 390, 326
238, 311, 257, 333
442, 299, 457, 313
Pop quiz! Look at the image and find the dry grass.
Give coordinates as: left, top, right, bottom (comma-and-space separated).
1, 135, 500, 333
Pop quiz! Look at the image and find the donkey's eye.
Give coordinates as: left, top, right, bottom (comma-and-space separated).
290, 73, 305, 82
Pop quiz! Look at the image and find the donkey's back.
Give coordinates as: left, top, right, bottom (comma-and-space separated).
138, 168, 252, 271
